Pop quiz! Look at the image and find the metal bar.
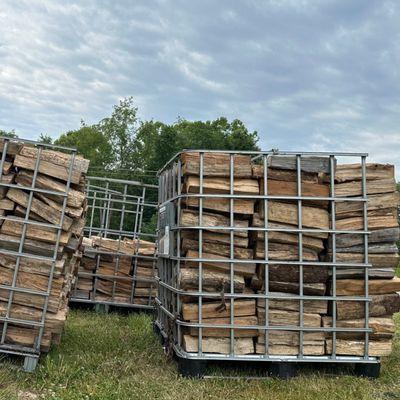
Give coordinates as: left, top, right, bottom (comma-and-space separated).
330, 155, 337, 359
362, 156, 370, 359
296, 154, 304, 358
263, 154, 269, 357
1, 146, 44, 345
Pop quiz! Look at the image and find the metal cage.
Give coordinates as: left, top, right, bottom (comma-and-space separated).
155, 149, 377, 373
70, 176, 158, 310
0, 136, 78, 371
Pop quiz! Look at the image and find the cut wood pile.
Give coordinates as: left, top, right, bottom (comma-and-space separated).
72, 236, 157, 306
325, 163, 400, 356
171, 152, 400, 357
0, 139, 89, 353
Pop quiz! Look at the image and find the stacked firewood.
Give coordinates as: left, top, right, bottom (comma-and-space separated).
176, 152, 400, 357
72, 236, 157, 306
0, 139, 89, 352
324, 163, 400, 356
179, 153, 258, 354
252, 157, 331, 355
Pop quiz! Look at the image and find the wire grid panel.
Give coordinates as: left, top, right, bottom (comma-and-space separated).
155, 150, 376, 363
70, 176, 158, 309
0, 136, 76, 357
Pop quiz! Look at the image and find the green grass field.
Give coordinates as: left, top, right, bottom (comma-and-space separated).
0, 310, 399, 400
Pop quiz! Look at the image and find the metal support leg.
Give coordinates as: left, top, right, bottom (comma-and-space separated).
269, 362, 297, 379
178, 358, 207, 378
23, 356, 38, 373
354, 362, 380, 378
95, 303, 110, 314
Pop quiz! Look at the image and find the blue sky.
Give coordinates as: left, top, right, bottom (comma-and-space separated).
0, 0, 399, 177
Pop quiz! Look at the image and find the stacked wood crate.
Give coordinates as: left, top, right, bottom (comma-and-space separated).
325, 163, 400, 356
0, 138, 89, 353
72, 236, 157, 306
252, 157, 331, 355
158, 151, 400, 360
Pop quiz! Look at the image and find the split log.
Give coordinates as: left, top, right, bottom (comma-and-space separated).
184, 250, 256, 277
333, 268, 395, 280
181, 152, 253, 178
334, 178, 396, 197
256, 342, 325, 356
336, 293, 400, 320
252, 165, 318, 182
335, 192, 399, 218
36, 193, 83, 219
257, 308, 321, 327
330, 253, 399, 268
252, 213, 326, 244
0, 198, 14, 211
259, 201, 330, 231
322, 317, 395, 339
184, 197, 255, 215
19, 145, 90, 174
254, 241, 320, 261
0, 139, 22, 155
334, 163, 394, 183
335, 228, 400, 248
335, 214, 399, 231
266, 156, 331, 174
1, 216, 71, 245
182, 299, 256, 320
325, 339, 392, 357
188, 316, 258, 337
267, 281, 326, 296
184, 176, 259, 195
0, 233, 63, 257
6, 188, 73, 230
257, 294, 328, 314
257, 331, 325, 345
182, 238, 253, 259
183, 335, 254, 354
335, 277, 400, 296
179, 268, 245, 293
257, 264, 329, 284
181, 231, 249, 248
16, 171, 85, 207
14, 154, 82, 184
180, 209, 248, 237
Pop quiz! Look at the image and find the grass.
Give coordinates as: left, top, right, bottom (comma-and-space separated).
0, 311, 399, 400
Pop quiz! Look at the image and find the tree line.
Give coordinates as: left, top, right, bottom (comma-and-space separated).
1, 98, 260, 237
1, 97, 260, 185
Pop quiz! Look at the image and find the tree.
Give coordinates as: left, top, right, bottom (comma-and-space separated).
38, 133, 53, 144
55, 125, 113, 173
135, 117, 260, 174
0, 129, 18, 138
96, 97, 140, 171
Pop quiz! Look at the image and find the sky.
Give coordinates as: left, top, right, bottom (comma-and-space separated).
0, 0, 399, 177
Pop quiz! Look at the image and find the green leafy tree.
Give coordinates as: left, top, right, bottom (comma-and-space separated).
38, 133, 53, 144
97, 97, 140, 171
0, 129, 18, 138
55, 125, 113, 173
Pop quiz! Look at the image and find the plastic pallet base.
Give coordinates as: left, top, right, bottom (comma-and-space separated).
354, 363, 381, 378
269, 362, 297, 379
178, 357, 207, 378
23, 356, 39, 373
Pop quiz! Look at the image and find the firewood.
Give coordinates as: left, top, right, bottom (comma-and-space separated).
325, 339, 392, 357
184, 176, 259, 195
181, 152, 253, 177
183, 335, 254, 354
188, 316, 258, 337
184, 250, 256, 277
335, 277, 400, 296
334, 163, 394, 182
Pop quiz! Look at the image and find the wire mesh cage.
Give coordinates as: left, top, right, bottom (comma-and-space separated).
70, 176, 159, 310
155, 150, 399, 377
0, 136, 88, 371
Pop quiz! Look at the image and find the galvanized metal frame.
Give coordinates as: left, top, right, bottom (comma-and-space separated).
156, 149, 376, 364
0, 136, 76, 370
70, 176, 158, 310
